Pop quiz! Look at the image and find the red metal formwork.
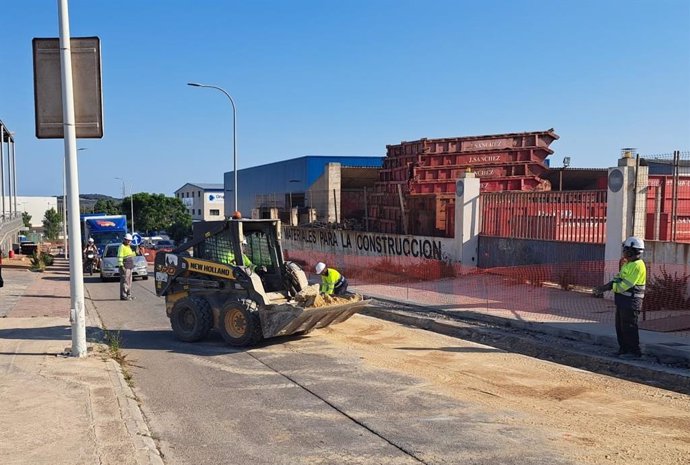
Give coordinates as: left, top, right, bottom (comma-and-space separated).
416, 162, 550, 182
385, 129, 559, 157
420, 147, 553, 168
368, 130, 562, 238
410, 176, 551, 195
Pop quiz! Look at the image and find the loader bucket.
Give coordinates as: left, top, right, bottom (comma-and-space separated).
259, 297, 369, 339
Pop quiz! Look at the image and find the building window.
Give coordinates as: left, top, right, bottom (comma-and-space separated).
198, 191, 201, 197
210, 209, 220, 216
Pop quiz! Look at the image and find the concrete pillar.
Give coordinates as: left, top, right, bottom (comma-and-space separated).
289, 207, 298, 226
604, 156, 648, 274
454, 172, 481, 270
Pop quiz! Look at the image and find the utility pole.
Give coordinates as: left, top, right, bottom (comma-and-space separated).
116, 177, 134, 232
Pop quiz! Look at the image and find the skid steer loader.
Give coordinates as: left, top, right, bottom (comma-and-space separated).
154, 218, 367, 346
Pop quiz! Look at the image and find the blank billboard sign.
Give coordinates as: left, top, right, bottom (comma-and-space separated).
32, 37, 104, 139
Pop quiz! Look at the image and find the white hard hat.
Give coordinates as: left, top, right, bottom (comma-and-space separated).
88, 237, 94, 243
623, 236, 644, 251
315, 262, 326, 274
124, 233, 133, 241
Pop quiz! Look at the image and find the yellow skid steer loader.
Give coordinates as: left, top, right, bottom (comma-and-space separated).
154, 219, 367, 346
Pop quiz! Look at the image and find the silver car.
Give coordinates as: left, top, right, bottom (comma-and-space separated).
100, 243, 149, 282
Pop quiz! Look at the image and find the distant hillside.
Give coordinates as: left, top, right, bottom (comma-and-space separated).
56, 194, 122, 213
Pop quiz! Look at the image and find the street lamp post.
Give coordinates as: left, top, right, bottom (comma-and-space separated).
187, 82, 238, 214
116, 177, 135, 233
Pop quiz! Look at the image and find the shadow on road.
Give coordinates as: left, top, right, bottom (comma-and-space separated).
0, 325, 102, 341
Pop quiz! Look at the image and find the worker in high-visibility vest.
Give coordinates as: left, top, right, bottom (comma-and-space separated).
594, 236, 646, 359
118, 234, 137, 301
315, 262, 348, 296
221, 239, 254, 269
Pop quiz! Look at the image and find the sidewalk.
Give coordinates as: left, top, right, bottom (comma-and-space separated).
0, 259, 162, 465
351, 273, 690, 365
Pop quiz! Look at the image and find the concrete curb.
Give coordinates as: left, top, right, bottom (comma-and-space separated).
107, 360, 165, 465
85, 289, 164, 465
362, 293, 690, 366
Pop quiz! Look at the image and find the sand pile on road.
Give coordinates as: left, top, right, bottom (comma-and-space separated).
295, 284, 361, 307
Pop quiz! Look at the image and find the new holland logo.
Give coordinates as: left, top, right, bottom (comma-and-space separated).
185, 258, 234, 279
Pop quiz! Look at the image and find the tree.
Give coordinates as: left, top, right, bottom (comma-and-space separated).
22, 211, 32, 228
42, 208, 62, 241
123, 193, 192, 242
93, 198, 122, 215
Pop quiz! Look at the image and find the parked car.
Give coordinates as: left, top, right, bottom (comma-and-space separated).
100, 242, 149, 282
154, 239, 175, 251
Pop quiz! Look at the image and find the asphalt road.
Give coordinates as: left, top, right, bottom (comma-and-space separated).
85, 274, 690, 465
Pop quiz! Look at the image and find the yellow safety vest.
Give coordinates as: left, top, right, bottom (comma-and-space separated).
613, 259, 646, 297
320, 268, 342, 295
117, 244, 136, 267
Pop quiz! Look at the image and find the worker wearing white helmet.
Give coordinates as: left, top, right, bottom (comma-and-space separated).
594, 236, 646, 359
315, 262, 348, 296
117, 233, 137, 301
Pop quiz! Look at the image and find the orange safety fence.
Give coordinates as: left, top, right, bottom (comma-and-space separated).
285, 250, 690, 338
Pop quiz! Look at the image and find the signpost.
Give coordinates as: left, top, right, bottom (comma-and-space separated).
32, 0, 104, 358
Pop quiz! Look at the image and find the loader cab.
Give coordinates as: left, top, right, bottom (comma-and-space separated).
192, 219, 286, 293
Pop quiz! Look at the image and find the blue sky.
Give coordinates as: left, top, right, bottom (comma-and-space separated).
1, 0, 688, 197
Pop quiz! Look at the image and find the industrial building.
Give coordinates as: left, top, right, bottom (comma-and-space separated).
14, 196, 59, 229
223, 156, 384, 223
174, 183, 225, 221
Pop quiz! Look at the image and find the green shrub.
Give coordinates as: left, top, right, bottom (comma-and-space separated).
41, 253, 55, 267
30, 252, 45, 272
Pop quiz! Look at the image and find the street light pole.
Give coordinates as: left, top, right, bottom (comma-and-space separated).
187, 82, 238, 214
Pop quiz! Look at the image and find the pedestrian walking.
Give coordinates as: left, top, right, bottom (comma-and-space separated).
118, 233, 137, 301
594, 236, 646, 359
315, 262, 348, 296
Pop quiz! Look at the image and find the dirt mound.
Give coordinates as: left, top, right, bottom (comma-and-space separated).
295, 284, 361, 308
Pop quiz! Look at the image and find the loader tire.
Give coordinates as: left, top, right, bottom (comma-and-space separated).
219, 300, 263, 347
285, 261, 309, 296
170, 297, 213, 342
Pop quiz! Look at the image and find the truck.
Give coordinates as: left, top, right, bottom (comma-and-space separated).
153, 218, 367, 347
81, 214, 128, 255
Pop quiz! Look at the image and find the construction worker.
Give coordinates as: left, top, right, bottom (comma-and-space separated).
222, 239, 253, 268
594, 236, 646, 359
117, 233, 137, 301
315, 262, 348, 296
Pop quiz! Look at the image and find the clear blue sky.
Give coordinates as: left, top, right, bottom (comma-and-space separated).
1, 0, 688, 198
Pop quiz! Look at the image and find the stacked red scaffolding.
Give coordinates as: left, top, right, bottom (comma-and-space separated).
368, 129, 559, 237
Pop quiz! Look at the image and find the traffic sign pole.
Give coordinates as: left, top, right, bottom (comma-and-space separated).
58, 0, 87, 357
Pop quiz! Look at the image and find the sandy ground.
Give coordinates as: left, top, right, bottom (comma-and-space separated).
319, 315, 690, 465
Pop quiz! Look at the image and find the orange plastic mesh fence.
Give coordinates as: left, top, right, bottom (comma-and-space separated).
285, 250, 690, 339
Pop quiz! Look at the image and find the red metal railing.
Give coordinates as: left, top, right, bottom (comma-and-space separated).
480, 190, 607, 243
